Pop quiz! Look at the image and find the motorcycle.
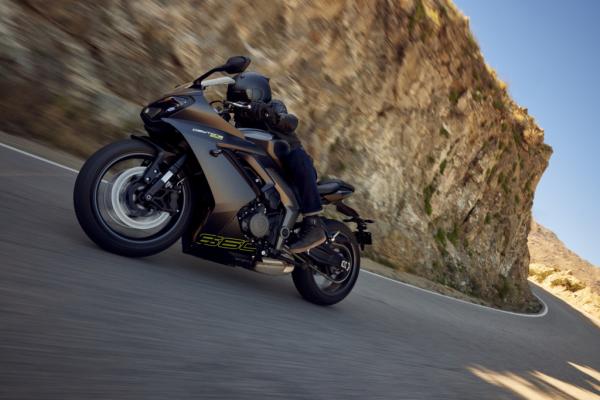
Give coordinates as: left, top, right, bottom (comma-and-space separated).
73, 56, 373, 305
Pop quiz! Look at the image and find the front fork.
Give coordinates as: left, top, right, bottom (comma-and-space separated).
130, 135, 188, 214
141, 153, 187, 201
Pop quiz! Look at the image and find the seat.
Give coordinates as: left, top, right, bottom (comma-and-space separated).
317, 178, 355, 195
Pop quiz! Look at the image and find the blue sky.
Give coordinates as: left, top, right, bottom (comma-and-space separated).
453, 0, 600, 266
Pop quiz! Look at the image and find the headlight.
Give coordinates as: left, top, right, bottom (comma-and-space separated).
143, 96, 194, 120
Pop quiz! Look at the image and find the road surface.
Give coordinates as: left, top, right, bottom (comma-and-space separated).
0, 140, 599, 399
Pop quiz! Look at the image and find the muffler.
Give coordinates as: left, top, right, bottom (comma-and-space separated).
254, 258, 294, 275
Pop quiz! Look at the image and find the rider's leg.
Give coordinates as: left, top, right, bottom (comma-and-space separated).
282, 147, 326, 253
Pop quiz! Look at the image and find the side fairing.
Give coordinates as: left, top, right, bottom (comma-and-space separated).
166, 118, 256, 221
146, 88, 268, 267
162, 117, 258, 267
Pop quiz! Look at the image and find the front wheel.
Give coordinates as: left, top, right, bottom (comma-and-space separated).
292, 219, 360, 306
73, 139, 193, 257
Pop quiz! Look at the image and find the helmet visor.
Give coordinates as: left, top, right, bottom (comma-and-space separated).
245, 88, 265, 102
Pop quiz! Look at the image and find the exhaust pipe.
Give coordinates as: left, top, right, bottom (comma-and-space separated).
254, 258, 294, 275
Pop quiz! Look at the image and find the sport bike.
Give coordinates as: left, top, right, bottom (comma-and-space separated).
74, 56, 373, 305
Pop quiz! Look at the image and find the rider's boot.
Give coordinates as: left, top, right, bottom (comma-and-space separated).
288, 215, 327, 253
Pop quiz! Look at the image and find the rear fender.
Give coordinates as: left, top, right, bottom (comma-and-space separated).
335, 201, 374, 250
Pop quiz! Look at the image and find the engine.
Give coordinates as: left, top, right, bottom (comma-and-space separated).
237, 182, 283, 251
240, 205, 270, 238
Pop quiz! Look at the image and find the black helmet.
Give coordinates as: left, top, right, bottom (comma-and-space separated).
227, 72, 272, 103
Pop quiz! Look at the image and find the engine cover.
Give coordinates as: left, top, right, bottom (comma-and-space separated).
248, 213, 270, 238
239, 204, 272, 239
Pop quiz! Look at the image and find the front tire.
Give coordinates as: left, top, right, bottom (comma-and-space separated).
292, 219, 360, 306
73, 139, 193, 257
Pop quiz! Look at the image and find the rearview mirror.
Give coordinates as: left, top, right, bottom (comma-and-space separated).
193, 56, 252, 88
222, 56, 251, 74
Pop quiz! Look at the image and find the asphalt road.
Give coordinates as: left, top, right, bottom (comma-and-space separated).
0, 141, 599, 400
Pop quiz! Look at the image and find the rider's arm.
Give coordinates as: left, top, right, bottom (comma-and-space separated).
252, 100, 298, 134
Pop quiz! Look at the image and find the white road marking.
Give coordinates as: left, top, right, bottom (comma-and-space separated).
0, 142, 79, 173
363, 270, 548, 318
0, 140, 550, 318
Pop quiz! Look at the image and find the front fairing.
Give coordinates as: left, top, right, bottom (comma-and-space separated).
142, 85, 248, 141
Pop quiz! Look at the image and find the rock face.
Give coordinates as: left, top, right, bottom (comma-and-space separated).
528, 221, 600, 319
529, 221, 600, 289
0, 0, 552, 310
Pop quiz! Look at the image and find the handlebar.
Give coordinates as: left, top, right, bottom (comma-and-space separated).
223, 101, 251, 110
221, 101, 297, 134
223, 101, 272, 123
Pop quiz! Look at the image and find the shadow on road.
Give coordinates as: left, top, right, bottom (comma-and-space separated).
469, 361, 600, 399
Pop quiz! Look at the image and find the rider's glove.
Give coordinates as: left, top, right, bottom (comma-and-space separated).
251, 101, 280, 126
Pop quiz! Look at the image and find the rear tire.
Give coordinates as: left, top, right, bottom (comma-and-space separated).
292, 219, 360, 306
73, 139, 193, 257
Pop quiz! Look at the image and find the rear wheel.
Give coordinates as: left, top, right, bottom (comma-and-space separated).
73, 139, 193, 257
292, 219, 360, 306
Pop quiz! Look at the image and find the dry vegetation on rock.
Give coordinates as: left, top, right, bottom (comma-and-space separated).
528, 221, 600, 320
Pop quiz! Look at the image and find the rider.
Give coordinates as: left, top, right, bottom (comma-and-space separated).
227, 72, 326, 253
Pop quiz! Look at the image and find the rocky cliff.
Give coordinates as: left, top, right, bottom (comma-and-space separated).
0, 0, 552, 310
528, 221, 600, 319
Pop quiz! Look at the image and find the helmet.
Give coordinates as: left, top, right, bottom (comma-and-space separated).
227, 72, 272, 103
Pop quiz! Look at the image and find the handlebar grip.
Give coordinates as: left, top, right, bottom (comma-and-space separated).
277, 114, 298, 132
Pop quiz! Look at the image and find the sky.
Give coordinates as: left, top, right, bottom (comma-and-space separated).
453, 0, 600, 266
